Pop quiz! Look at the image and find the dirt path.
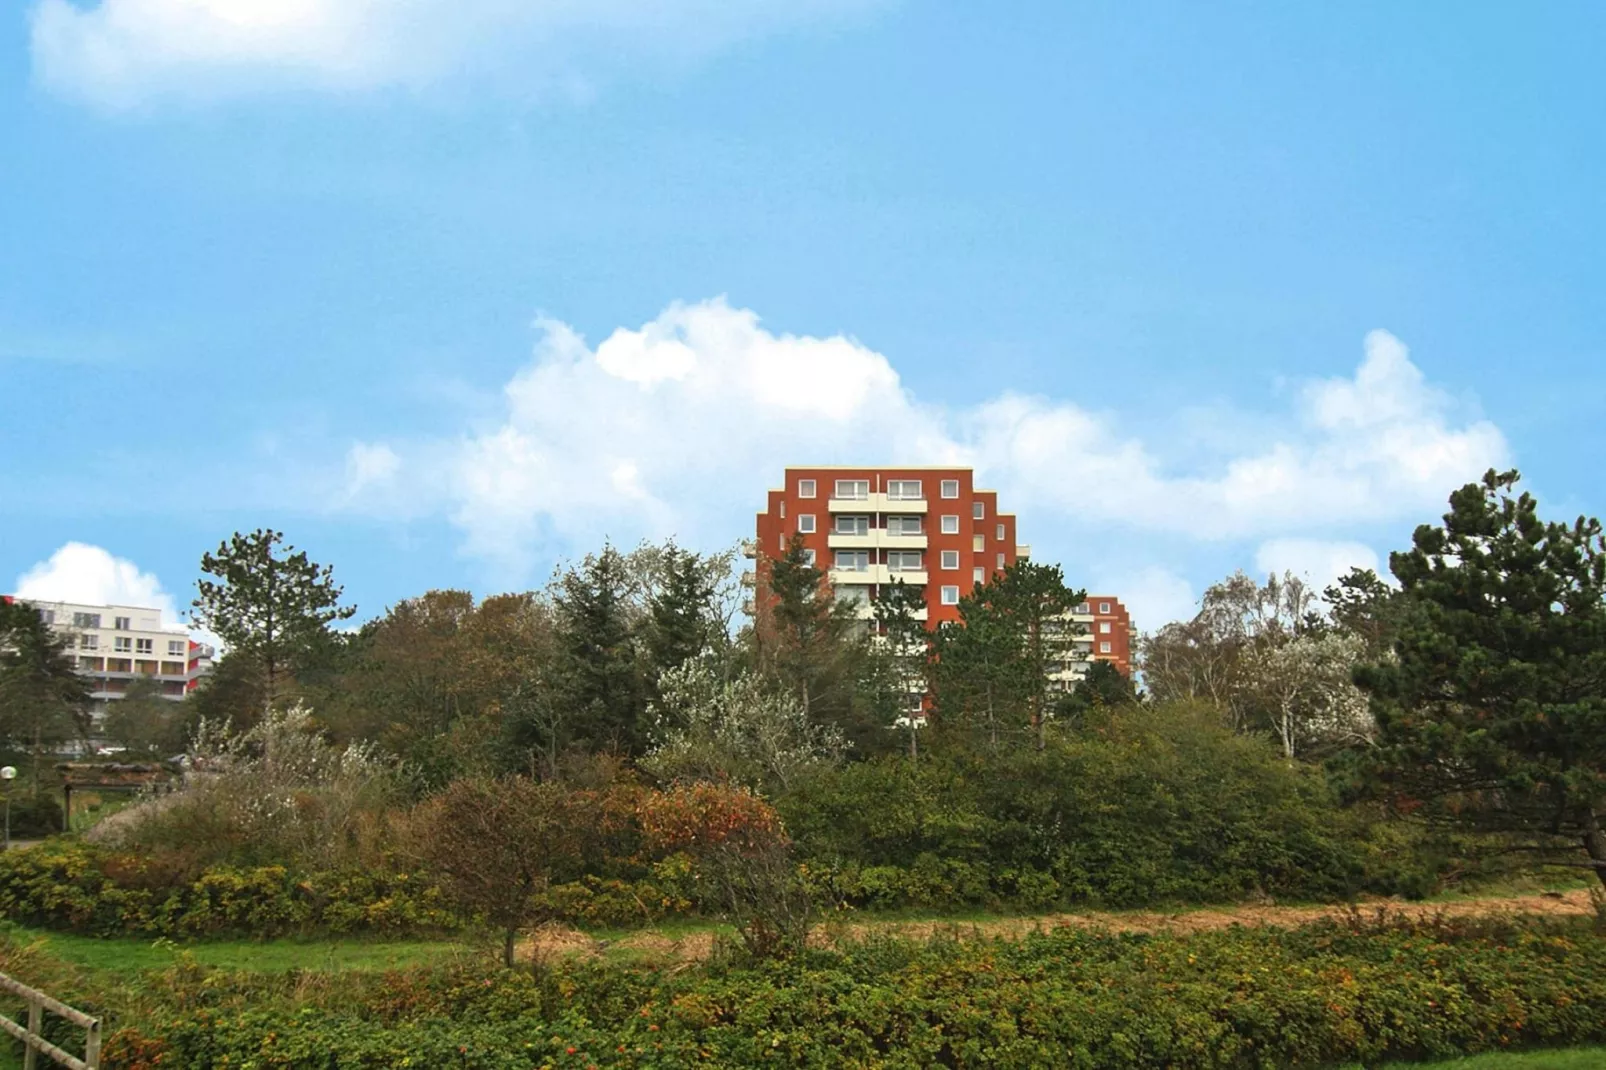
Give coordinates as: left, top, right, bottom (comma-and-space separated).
525, 889, 1599, 964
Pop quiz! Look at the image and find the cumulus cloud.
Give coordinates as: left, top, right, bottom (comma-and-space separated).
12, 542, 184, 628
1254, 538, 1382, 597
31, 0, 876, 107
344, 297, 1509, 585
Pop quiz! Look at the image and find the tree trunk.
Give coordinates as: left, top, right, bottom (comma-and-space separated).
503, 926, 517, 968
1582, 807, 1606, 892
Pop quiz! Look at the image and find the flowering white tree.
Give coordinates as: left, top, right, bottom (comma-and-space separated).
1242, 631, 1373, 760
642, 656, 844, 791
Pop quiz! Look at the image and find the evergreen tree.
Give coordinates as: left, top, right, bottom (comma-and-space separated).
1356, 470, 1606, 887
933, 562, 1083, 750
192, 529, 356, 708
756, 534, 861, 731
555, 545, 649, 756
0, 600, 91, 796
645, 546, 725, 688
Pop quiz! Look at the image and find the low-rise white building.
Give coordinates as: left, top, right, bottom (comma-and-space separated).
7, 598, 214, 711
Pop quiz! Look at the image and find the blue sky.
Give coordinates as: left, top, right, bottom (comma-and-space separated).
3, 0, 1604, 633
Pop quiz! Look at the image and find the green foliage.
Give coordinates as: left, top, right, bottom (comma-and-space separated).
784, 703, 1370, 910
87, 916, 1606, 1069
1355, 470, 1606, 886
0, 599, 91, 756
555, 545, 653, 757
932, 561, 1084, 749
0, 840, 457, 938
192, 529, 356, 705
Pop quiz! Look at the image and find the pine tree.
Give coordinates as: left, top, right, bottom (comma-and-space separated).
192, 529, 355, 708
555, 545, 649, 756
1356, 470, 1606, 887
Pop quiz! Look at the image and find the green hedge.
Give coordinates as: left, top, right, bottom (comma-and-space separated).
0, 840, 459, 937
0, 840, 704, 938
98, 916, 1606, 1068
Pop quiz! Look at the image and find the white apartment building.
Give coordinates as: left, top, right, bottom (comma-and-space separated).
9, 599, 214, 712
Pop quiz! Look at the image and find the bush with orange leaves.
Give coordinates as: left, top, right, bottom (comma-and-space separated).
638, 782, 810, 959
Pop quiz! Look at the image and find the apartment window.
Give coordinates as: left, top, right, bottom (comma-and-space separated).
887, 551, 923, 572
835, 514, 869, 536
779, 500, 786, 519
940, 479, 959, 498
887, 515, 922, 536
1100, 601, 1111, 614
80, 634, 98, 650
778, 534, 786, 553
72, 612, 101, 629
114, 636, 132, 652
836, 586, 870, 606
802, 549, 817, 567
834, 550, 870, 571
973, 567, 985, 584
160, 661, 185, 676
973, 535, 985, 552
1077, 602, 1091, 614
995, 523, 1005, 541
78, 657, 99, 671
797, 514, 816, 534
940, 515, 959, 535
39, 610, 54, 625
886, 479, 923, 500
798, 479, 816, 499
108, 658, 131, 673
940, 585, 960, 605
972, 502, 985, 520
1099, 621, 1112, 634
940, 550, 959, 570
168, 640, 186, 656
834, 479, 869, 500
1100, 642, 1112, 654
136, 638, 154, 654
996, 553, 1005, 569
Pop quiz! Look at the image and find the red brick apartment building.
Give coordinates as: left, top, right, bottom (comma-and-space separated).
747, 466, 1133, 678
752, 467, 1025, 628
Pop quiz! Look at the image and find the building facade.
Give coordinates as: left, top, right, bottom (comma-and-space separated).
3, 597, 214, 711
750, 466, 1030, 628
1048, 595, 1135, 690
747, 465, 1134, 677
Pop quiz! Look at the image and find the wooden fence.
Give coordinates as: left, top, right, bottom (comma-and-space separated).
0, 971, 100, 1069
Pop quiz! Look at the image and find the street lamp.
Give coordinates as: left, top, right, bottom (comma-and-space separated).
0, 767, 15, 850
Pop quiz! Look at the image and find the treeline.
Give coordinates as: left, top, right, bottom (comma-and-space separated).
2, 467, 1603, 942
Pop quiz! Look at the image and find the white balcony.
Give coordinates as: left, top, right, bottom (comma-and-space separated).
1016, 544, 1031, 559
843, 602, 931, 622
827, 531, 929, 550
827, 493, 928, 514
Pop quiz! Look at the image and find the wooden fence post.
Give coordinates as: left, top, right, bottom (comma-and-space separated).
23, 996, 39, 1070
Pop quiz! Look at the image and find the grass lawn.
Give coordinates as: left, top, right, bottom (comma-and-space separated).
1366, 1051, 1606, 1069
0, 925, 467, 974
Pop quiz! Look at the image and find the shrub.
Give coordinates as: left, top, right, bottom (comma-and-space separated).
91, 915, 1606, 1069
0, 840, 457, 938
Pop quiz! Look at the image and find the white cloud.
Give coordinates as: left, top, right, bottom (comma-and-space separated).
1088, 566, 1196, 637
1254, 538, 1382, 597
12, 542, 184, 628
344, 298, 1509, 585
31, 0, 876, 107
343, 441, 400, 499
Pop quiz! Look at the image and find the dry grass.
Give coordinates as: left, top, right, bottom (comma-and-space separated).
520, 888, 1598, 965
